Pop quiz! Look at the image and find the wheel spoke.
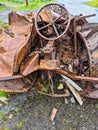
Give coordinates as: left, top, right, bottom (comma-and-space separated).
54, 11, 67, 22
63, 20, 68, 25
52, 24, 59, 37
38, 23, 51, 31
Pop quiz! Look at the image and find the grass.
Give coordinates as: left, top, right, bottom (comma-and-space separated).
0, 0, 55, 11
0, 4, 10, 11
85, 0, 98, 8
0, 91, 9, 97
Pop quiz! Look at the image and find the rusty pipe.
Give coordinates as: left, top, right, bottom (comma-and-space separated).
56, 68, 98, 82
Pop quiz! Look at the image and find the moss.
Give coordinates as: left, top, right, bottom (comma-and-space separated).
0, 128, 9, 130
62, 117, 69, 123
0, 112, 4, 120
17, 121, 23, 129
56, 102, 61, 107
15, 108, 19, 113
95, 105, 98, 109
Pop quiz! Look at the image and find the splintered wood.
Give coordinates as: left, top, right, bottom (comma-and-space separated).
50, 108, 57, 121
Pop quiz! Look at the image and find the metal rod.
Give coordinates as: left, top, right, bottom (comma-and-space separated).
0, 75, 23, 81
56, 68, 98, 82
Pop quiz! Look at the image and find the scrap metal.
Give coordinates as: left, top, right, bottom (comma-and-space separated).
0, 3, 98, 103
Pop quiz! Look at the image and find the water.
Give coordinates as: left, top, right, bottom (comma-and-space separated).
56, 0, 98, 22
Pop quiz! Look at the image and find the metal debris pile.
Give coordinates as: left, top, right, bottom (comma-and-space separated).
0, 3, 98, 104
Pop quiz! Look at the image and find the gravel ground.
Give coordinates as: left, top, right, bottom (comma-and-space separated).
0, 90, 98, 130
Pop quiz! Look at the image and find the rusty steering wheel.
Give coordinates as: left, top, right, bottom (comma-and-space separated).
35, 3, 70, 41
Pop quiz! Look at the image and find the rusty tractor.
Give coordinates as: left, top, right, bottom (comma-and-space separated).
0, 3, 98, 104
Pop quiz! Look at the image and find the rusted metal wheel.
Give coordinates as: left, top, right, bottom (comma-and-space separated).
77, 23, 98, 77
35, 3, 70, 40
77, 23, 98, 99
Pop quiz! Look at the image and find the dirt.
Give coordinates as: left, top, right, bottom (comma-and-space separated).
0, 88, 98, 130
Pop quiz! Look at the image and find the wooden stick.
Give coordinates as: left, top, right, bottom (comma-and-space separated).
50, 108, 57, 121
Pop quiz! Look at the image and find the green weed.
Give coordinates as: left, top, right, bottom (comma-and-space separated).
85, 0, 98, 8
0, 91, 9, 97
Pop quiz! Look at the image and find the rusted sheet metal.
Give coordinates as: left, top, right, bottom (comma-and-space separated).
0, 79, 32, 92
20, 53, 39, 76
0, 12, 33, 78
0, 3, 98, 100
0, 73, 37, 92
82, 89, 98, 99
39, 60, 59, 70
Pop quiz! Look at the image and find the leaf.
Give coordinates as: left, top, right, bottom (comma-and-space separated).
58, 83, 63, 90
